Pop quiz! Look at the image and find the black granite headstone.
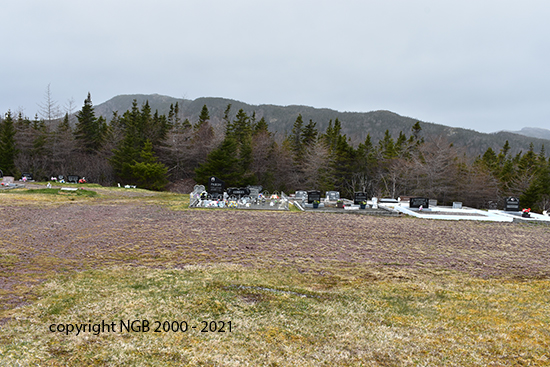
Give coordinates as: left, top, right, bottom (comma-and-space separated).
227, 187, 250, 198
208, 176, 225, 197
504, 197, 520, 211
307, 190, 321, 204
354, 192, 368, 205
410, 197, 429, 208
0, 169, 3, 178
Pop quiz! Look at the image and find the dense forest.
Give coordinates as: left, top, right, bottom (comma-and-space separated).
1, 94, 549, 212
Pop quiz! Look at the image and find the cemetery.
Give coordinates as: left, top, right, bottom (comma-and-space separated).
189, 177, 290, 210
0, 176, 25, 190
382, 196, 550, 223
189, 178, 550, 223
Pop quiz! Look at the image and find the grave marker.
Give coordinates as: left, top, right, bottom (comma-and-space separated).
227, 187, 250, 198
247, 185, 262, 199
326, 191, 340, 201
307, 190, 321, 204
208, 176, 225, 199
354, 192, 368, 205
410, 197, 429, 209
295, 190, 307, 201
504, 197, 520, 211
22, 173, 33, 181
67, 175, 79, 184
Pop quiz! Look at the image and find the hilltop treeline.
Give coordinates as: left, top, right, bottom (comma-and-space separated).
1, 95, 549, 211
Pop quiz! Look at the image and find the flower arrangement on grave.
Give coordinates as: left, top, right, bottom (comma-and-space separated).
522, 208, 531, 218
337, 199, 343, 208
360, 200, 367, 209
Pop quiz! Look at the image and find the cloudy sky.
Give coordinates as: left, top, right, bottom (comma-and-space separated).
2, 0, 549, 133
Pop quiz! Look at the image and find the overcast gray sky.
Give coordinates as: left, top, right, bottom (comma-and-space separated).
2, 0, 549, 133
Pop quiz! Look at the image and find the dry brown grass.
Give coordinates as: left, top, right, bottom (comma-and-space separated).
1, 187, 549, 365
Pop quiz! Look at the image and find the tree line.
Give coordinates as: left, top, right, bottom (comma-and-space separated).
1, 94, 549, 211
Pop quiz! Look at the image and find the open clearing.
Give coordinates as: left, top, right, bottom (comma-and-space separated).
1, 187, 549, 366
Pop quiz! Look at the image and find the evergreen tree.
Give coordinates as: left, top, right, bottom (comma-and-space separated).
110, 100, 169, 188
227, 109, 255, 184
254, 117, 269, 136
378, 130, 397, 159
194, 137, 241, 186
411, 121, 422, 140
195, 104, 210, 129
128, 140, 168, 191
0, 111, 18, 176
481, 147, 498, 171
289, 114, 305, 162
74, 93, 105, 154
302, 119, 318, 147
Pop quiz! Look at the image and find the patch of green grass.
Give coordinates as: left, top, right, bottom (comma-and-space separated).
1, 188, 97, 197
1, 265, 549, 366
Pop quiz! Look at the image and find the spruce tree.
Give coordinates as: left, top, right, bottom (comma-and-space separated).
0, 111, 18, 176
195, 105, 210, 129
110, 100, 169, 189
254, 117, 269, 135
289, 114, 305, 163
74, 93, 105, 153
128, 140, 168, 191
194, 137, 241, 186
302, 119, 318, 147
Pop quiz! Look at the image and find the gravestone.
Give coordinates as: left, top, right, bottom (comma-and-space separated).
452, 202, 463, 209
67, 175, 79, 184
307, 190, 321, 204
227, 187, 250, 199
504, 197, 520, 211
429, 199, 438, 207
208, 176, 225, 199
0, 169, 3, 178
410, 197, 429, 209
22, 173, 33, 181
353, 192, 368, 205
2, 176, 14, 184
326, 191, 340, 201
247, 185, 262, 199
295, 190, 307, 201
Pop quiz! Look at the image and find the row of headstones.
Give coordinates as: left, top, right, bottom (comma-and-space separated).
295, 190, 369, 205
0, 170, 82, 184
409, 196, 524, 211
207, 177, 523, 212
207, 176, 265, 200
410, 197, 524, 211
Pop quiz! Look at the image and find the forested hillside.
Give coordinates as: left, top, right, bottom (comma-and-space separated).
94, 94, 550, 157
1, 94, 549, 211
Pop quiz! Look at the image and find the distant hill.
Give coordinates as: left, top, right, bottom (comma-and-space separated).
93, 94, 550, 158
505, 127, 550, 141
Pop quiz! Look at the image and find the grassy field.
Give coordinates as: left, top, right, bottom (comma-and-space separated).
1, 185, 549, 366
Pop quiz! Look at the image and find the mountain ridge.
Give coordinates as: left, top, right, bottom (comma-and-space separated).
92, 94, 550, 158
